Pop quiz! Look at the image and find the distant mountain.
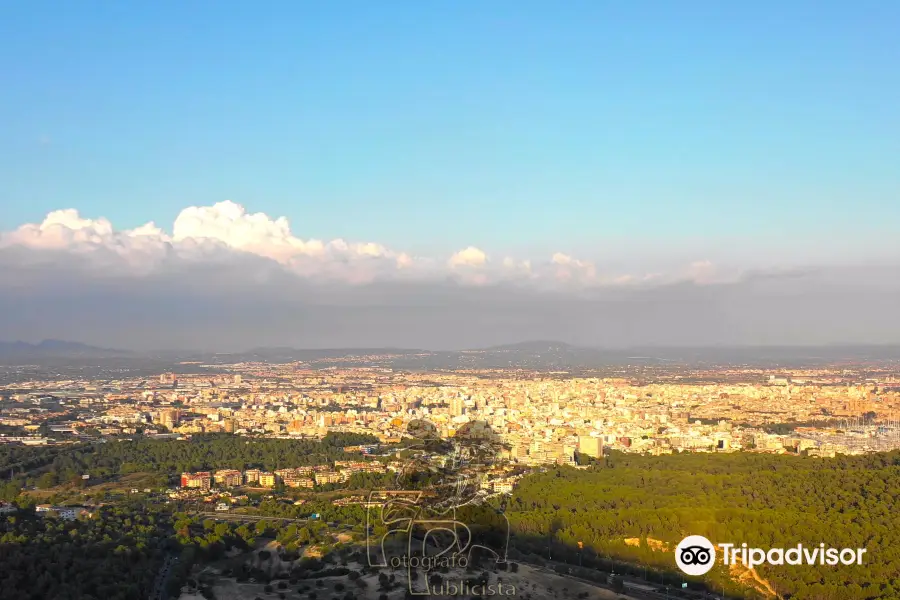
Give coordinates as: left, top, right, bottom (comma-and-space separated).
0, 339, 132, 360
480, 340, 577, 353
242, 346, 426, 359
4, 338, 900, 370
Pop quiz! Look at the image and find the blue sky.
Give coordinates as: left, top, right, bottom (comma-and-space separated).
2, 0, 898, 261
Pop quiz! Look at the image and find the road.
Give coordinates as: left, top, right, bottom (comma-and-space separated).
519, 558, 725, 600
149, 554, 177, 600
190, 511, 311, 524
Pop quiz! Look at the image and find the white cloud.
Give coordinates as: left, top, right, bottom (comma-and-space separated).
501, 257, 533, 281
172, 201, 325, 261
4, 209, 113, 250
687, 259, 717, 284
5, 203, 900, 350
448, 246, 488, 268
550, 252, 596, 282
0, 201, 742, 288
127, 222, 168, 238
0, 201, 418, 283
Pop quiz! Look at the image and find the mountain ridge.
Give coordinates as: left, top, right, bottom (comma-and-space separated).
0, 339, 132, 358
3, 339, 900, 367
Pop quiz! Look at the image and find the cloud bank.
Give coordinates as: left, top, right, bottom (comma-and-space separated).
1, 201, 669, 287
2, 201, 900, 351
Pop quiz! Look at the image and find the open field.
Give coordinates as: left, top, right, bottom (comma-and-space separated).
23, 471, 163, 500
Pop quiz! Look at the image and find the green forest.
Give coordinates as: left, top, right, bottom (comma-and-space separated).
239, 449, 900, 599
505, 450, 900, 600
0, 432, 380, 492
3, 437, 900, 599
0, 501, 176, 600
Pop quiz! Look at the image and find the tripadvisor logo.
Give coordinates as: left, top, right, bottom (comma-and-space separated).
675, 535, 868, 575
676, 535, 716, 576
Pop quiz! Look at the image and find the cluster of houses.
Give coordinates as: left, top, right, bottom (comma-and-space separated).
180, 461, 389, 492
35, 504, 92, 520
0, 502, 95, 521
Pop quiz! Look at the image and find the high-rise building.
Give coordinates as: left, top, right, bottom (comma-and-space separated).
450, 397, 465, 417
510, 444, 528, 460
160, 409, 181, 430
578, 435, 603, 458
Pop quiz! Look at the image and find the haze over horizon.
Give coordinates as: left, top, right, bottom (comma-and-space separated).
2, 2, 899, 351
0, 338, 900, 356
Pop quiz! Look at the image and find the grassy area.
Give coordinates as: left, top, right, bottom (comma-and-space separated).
23, 472, 164, 502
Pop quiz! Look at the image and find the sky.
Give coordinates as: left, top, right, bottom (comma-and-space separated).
1, 1, 899, 350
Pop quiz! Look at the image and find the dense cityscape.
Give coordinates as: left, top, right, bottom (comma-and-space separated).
5, 351, 900, 459
1, 345, 900, 599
